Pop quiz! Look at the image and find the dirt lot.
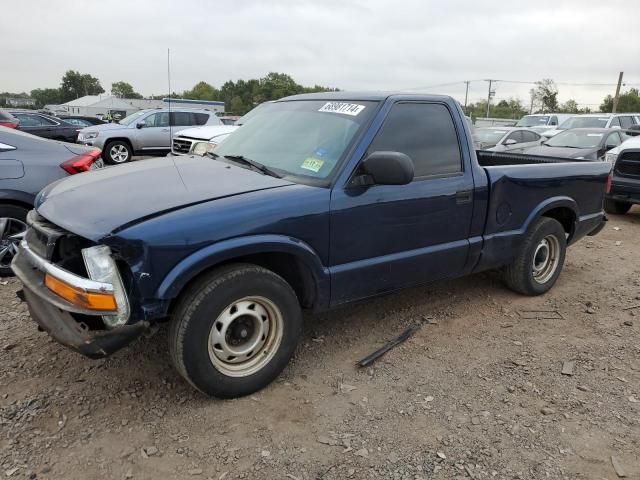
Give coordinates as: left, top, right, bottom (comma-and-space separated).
1, 210, 639, 480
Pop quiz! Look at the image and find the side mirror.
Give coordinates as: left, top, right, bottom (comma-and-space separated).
358, 151, 414, 186
605, 144, 616, 150
504, 138, 517, 146
136, 121, 146, 129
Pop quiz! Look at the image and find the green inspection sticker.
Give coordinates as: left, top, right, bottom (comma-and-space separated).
301, 157, 324, 173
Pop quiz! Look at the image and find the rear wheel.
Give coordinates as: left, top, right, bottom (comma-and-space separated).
604, 198, 631, 215
0, 205, 29, 277
503, 217, 566, 296
169, 264, 302, 398
104, 140, 132, 164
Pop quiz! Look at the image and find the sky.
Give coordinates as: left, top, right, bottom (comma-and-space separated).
3, 0, 640, 109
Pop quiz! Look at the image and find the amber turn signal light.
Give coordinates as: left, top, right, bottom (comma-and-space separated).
45, 274, 117, 311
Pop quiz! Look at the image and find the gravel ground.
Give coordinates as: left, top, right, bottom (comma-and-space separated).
1, 210, 639, 480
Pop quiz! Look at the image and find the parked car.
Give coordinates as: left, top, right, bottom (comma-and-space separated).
542, 113, 640, 138
9, 111, 80, 143
515, 113, 572, 133
522, 128, 625, 161
0, 127, 103, 276
77, 108, 222, 164
473, 127, 543, 152
58, 115, 107, 127
172, 125, 238, 155
12, 92, 609, 398
0, 109, 19, 129
171, 103, 270, 154
604, 135, 640, 214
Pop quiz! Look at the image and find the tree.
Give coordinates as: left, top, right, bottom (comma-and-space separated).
600, 88, 640, 113
60, 70, 104, 102
182, 81, 220, 101
30, 88, 63, 108
111, 81, 143, 99
559, 99, 579, 113
534, 79, 559, 112
466, 97, 526, 119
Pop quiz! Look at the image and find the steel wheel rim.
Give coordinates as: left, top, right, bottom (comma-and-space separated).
208, 296, 283, 377
109, 144, 129, 163
0, 217, 27, 268
532, 234, 560, 284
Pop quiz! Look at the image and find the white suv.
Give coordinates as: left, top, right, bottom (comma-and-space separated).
77, 108, 222, 164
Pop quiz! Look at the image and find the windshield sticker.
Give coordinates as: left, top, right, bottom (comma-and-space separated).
587, 133, 603, 137
598, 118, 608, 121
301, 157, 324, 172
318, 102, 366, 116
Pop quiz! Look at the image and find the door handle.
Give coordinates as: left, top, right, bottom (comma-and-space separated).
161, 128, 170, 132
456, 190, 472, 205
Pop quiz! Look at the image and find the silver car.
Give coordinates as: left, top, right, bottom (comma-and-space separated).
77, 108, 222, 164
473, 127, 543, 152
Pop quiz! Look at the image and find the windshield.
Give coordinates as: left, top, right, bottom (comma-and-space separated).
546, 130, 603, 148
558, 116, 608, 129
473, 129, 508, 145
118, 110, 148, 126
214, 100, 378, 181
516, 115, 549, 127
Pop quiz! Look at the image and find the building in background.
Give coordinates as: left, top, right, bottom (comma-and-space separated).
1, 97, 36, 108
63, 95, 224, 119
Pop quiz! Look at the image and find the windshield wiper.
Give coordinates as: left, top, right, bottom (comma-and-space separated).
222, 154, 282, 178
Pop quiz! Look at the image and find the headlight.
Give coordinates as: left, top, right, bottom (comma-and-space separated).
605, 152, 618, 164
82, 245, 130, 328
84, 131, 99, 140
190, 141, 217, 156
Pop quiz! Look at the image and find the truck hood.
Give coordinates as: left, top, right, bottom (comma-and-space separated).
522, 145, 598, 159
36, 156, 295, 241
174, 125, 238, 141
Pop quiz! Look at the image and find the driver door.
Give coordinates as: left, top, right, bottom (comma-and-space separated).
329, 102, 474, 306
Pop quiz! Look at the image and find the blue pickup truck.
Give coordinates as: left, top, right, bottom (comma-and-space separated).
12, 92, 610, 398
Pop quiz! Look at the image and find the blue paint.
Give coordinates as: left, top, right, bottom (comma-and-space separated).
33, 92, 611, 323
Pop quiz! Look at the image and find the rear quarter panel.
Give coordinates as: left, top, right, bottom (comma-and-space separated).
475, 161, 610, 271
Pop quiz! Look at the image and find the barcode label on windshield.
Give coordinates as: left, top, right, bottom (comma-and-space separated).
318, 102, 366, 116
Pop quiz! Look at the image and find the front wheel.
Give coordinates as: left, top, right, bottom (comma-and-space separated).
503, 217, 567, 296
0, 205, 29, 277
103, 140, 132, 164
169, 264, 302, 398
604, 198, 631, 215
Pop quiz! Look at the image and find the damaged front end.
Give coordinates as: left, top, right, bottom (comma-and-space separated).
11, 211, 149, 358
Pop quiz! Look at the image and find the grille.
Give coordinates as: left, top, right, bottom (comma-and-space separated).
172, 137, 195, 154
615, 151, 640, 178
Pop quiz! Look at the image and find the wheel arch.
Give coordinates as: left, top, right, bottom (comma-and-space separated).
156, 234, 331, 311
523, 197, 578, 241
0, 190, 35, 211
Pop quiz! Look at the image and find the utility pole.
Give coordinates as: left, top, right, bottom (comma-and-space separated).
612, 71, 624, 113
485, 79, 495, 118
464, 81, 470, 111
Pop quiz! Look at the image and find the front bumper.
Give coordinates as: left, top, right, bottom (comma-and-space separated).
608, 180, 640, 205
12, 241, 148, 358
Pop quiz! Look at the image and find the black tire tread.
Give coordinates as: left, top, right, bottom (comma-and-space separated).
604, 198, 631, 215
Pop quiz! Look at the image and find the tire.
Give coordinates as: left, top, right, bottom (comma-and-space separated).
503, 217, 567, 296
604, 198, 631, 215
169, 264, 302, 398
0, 205, 29, 277
103, 140, 132, 164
